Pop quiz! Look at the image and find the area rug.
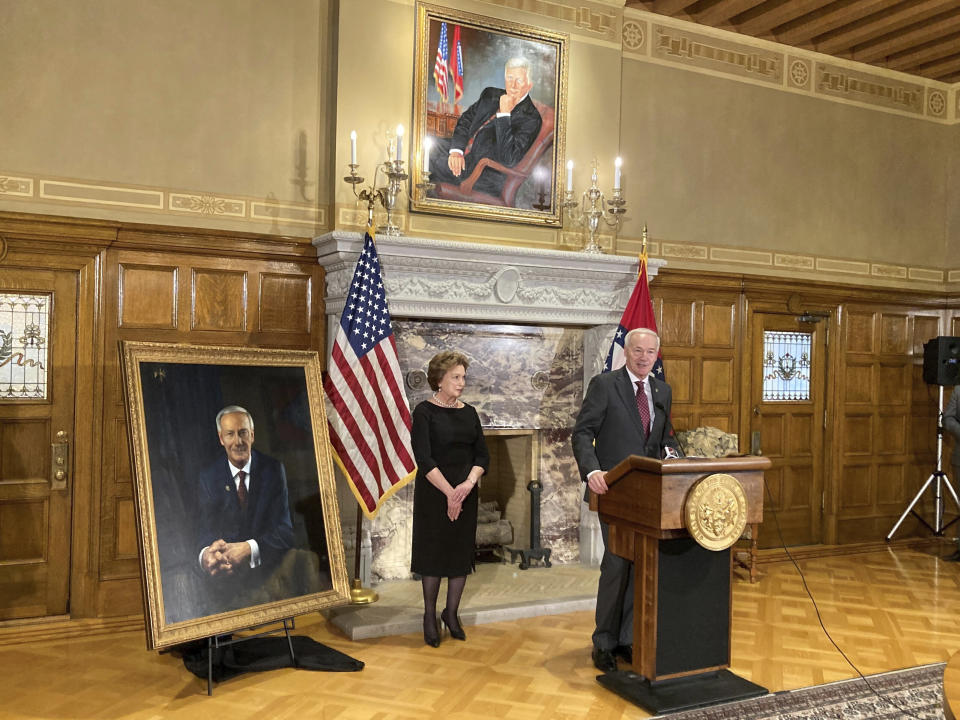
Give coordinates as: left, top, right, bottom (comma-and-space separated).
658, 662, 945, 719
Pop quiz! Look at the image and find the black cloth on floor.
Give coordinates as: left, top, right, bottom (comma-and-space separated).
181, 635, 363, 682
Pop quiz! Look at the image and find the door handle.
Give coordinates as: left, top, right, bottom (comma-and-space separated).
51, 430, 69, 490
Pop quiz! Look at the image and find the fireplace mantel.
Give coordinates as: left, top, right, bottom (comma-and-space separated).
312, 230, 666, 581
313, 231, 663, 326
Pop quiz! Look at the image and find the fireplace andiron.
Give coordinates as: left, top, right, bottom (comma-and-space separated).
507, 479, 552, 569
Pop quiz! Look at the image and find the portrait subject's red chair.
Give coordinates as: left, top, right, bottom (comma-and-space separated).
435, 100, 555, 208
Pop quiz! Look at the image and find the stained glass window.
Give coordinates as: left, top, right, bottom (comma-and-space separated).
762, 331, 811, 401
0, 292, 50, 399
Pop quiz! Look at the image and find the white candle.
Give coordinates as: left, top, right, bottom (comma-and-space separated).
423, 137, 433, 173
396, 124, 404, 163
350, 130, 357, 165
566, 160, 574, 192
614, 156, 622, 190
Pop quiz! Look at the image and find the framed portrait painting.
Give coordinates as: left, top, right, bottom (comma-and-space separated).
411, 2, 568, 226
121, 341, 350, 649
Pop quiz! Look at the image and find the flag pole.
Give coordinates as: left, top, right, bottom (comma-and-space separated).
349, 217, 381, 605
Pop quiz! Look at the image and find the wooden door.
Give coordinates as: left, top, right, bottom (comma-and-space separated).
749, 313, 827, 547
0, 269, 76, 619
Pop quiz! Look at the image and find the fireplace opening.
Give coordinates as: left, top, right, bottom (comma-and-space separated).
476, 429, 537, 561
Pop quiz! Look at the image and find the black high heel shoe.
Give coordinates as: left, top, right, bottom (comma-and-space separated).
440, 608, 466, 641
423, 614, 440, 647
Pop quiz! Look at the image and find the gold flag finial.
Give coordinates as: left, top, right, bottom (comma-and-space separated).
639, 224, 649, 277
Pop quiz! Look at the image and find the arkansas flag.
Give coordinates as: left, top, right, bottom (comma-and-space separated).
323, 228, 416, 518
603, 253, 664, 380
451, 25, 464, 104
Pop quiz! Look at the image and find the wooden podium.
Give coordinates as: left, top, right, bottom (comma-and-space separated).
592, 454, 771, 714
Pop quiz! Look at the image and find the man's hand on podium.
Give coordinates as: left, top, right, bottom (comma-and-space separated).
588, 470, 609, 495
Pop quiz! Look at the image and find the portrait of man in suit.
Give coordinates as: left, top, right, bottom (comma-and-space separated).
413, 8, 567, 223
572, 328, 681, 673
427, 56, 542, 198
197, 405, 294, 583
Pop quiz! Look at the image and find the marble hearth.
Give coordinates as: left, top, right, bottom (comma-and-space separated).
313, 231, 663, 583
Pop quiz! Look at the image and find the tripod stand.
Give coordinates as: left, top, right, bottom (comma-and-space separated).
886, 385, 960, 541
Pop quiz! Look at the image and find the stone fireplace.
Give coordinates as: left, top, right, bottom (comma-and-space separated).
313, 231, 663, 583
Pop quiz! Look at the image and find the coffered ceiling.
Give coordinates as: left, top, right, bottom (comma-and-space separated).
625, 1, 960, 83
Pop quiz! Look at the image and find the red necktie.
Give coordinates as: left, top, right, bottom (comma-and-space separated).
236, 470, 247, 509
464, 113, 499, 155
635, 381, 650, 438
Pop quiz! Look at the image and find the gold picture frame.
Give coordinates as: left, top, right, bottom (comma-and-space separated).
121, 341, 350, 649
411, 2, 568, 226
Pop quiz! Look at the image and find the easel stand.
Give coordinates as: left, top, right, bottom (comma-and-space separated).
206, 617, 296, 696
886, 385, 960, 541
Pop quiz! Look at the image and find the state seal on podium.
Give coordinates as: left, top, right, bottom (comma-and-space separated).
685, 473, 748, 551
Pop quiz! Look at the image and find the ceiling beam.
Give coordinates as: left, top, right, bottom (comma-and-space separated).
884, 32, 960, 71
816, 1, 960, 56
910, 52, 960, 80
694, 0, 761, 26
735, 0, 836, 36
774, 0, 899, 46
852, 10, 960, 64
652, 0, 699, 14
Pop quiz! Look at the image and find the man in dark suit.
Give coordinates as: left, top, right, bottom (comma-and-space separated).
572, 328, 680, 672
196, 405, 294, 611
428, 56, 542, 197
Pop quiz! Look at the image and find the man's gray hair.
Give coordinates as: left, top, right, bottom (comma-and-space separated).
216, 405, 254, 433
624, 327, 660, 350
505, 56, 533, 82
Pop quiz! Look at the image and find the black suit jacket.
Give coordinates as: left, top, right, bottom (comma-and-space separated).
435, 87, 542, 195
450, 88, 542, 167
572, 368, 679, 500
196, 448, 294, 570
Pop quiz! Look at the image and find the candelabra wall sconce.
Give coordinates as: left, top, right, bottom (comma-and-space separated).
343, 126, 409, 236
562, 157, 627, 254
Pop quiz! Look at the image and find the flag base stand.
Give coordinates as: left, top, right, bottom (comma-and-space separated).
350, 578, 379, 605
349, 505, 378, 605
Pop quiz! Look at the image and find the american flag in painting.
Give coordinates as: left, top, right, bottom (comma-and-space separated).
323, 231, 416, 518
433, 22, 449, 102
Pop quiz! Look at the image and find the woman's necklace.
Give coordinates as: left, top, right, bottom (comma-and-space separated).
433, 392, 458, 407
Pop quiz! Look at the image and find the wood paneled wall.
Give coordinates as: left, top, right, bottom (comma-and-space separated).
0, 213, 323, 624
0, 210, 957, 632
652, 275, 743, 434
653, 270, 956, 547
833, 305, 947, 544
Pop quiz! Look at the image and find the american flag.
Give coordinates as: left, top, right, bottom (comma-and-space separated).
323, 230, 416, 518
433, 22, 449, 102
451, 25, 463, 104
604, 253, 665, 380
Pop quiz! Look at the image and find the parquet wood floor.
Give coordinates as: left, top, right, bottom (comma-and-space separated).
2, 548, 959, 720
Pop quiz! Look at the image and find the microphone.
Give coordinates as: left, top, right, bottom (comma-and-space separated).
653, 400, 685, 458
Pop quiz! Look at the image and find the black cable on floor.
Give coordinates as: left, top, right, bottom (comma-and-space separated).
762, 477, 935, 720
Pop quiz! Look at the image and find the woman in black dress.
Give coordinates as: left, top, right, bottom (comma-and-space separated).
411, 351, 489, 647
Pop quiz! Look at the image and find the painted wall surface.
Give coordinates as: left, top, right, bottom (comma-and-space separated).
620, 59, 951, 268
0, 0, 336, 234
0, 0, 956, 289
